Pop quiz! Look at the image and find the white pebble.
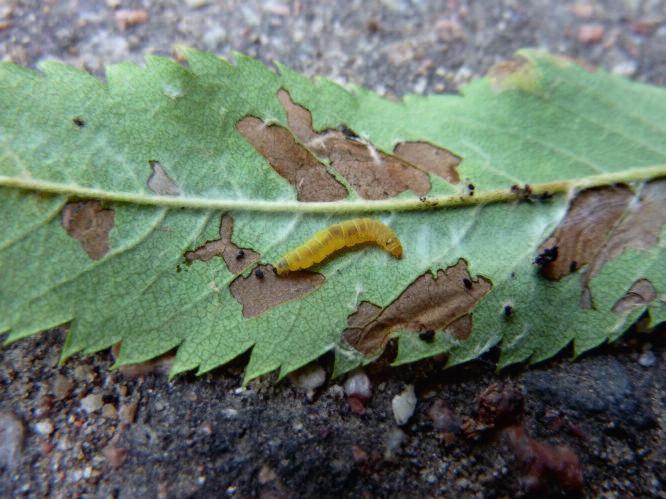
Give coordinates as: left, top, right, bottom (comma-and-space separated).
291, 364, 326, 393
80, 394, 103, 414
392, 384, 417, 426
34, 420, 54, 436
638, 350, 656, 368
344, 371, 372, 400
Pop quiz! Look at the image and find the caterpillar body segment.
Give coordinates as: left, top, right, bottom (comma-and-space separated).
274, 218, 402, 274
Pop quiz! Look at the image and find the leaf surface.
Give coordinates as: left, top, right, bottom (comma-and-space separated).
1, 49, 665, 381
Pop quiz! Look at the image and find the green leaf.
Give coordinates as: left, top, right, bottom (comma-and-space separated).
1, 49, 665, 382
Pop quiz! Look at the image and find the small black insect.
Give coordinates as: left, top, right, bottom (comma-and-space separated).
537, 191, 554, 201
236, 249, 245, 260
338, 125, 362, 142
176, 264, 181, 273
72, 117, 85, 127
511, 183, 533, 201
463, 278, 473, 290
255, 268, 265, 279
419, 330, 435, 342
467, 183, 476, 196
503, 305, 513, 318
534, 245, 558, 266
419, 196, 427, 202
569, 260, 578, 273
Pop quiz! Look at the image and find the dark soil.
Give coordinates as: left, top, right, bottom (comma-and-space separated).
2, 1, 666, 497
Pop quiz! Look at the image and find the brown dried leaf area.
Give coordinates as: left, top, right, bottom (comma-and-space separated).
343, 260, 491, 355
236, 89, 461, 201
230, 265, 324, 318
147, 160, 181, 196
185, 215, 259, 274
236, 116, 347, 202
61, 200, 115, 260
536, 180, 666, 307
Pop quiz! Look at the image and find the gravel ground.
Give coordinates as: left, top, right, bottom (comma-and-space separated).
1, 0, 666, 497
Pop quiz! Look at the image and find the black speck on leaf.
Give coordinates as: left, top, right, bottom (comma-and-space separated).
419, 330, 435, 342
255, 268, 264, 279
534, 246, 558, 266
236, 250, 245, 260
73, 116, 85, 127
463, 278, 473, 290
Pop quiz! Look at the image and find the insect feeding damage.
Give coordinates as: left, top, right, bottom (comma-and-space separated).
274, 218, 402, 275
277, 89, 462, 200
343, 260, 491, 355
185, 214, 258, 274
536, 180, 666, 309
147, 160, 181, 196
235, 116, 347, 202
229, 265, 325, 318
61, 200, 115, 261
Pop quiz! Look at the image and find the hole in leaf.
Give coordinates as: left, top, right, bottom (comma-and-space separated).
185, 215, 259, 274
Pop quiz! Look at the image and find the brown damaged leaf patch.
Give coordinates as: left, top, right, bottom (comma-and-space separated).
393, 141, 461, 184
537, 185, 634, 281
229, 265, 325, 318
61, 200, 115, 260
537, 180, 666, 307
278, 89, 458, 200
236, 117, 347, 202
147, 160, 181, 196
185, 215, 259, 274
612, 279, 657, 313
343, 259, 491, 355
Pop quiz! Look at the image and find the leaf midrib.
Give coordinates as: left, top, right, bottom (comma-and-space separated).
1, 164, 664, 213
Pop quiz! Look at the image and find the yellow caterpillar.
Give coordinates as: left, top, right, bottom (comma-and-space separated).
274, 218, 402, 274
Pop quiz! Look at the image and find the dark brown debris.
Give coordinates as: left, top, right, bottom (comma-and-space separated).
236, 116, 347, 202
185, 215, 259, 274
147, 160, 181, 196
501, 425, 584, 494
343, 260, 491, 355
61, 200, 115, 260
477, 382, 524, 429
229, 265, 325, 318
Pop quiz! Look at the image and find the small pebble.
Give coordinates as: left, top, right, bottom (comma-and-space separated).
53, 374, 74, 400
638, 350, 656, 368
384, 428, 406, 460
102, 404, 118, 419
73, 365, 94, 383
612, 60, 638, 77
344, 371, 372, 401
0, 412, 24, 472
80, 393, 103, 414
115, 9, 148, 30
290, 364, 326, 397
577, 24, 604, 44
392, 385, 417, 426
34, 420, 54, 436
119, 401, 138, 424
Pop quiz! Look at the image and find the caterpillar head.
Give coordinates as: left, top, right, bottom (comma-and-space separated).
274, 258, 290, 275
384, 237, 403, 258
